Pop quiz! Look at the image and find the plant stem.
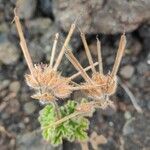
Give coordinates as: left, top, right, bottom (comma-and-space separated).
42, 111, 81, 130
52, 101, 61, 120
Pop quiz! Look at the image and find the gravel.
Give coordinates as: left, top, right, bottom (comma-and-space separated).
120, 65, 135, 79
23, 102, 36, 115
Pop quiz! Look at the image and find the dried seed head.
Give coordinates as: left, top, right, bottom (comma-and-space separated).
31, 92, 56, 102
82, 82, 103, 99
78, 33, 126, 100
92, 73, 117, 96
25, 64, 72, 101
82, 73, 117, 100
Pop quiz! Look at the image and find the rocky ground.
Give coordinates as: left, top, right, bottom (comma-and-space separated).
0, 0, 150, 150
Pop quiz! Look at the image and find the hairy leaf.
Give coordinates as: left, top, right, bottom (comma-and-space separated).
38, 100, 89, 146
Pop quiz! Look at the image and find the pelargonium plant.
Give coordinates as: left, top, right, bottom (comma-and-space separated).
14, 9, 126, 146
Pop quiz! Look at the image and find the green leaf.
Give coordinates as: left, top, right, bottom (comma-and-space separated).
38, 100, 89, 146
60, 101, 77, 117
38, 105, 56, 126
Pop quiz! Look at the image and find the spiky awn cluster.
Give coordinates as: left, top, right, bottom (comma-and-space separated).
65, 32, 126, 106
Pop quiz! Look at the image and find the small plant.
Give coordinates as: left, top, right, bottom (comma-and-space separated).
14, 8, 126, 147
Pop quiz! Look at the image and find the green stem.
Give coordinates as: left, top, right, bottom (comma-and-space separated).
52, 101, 61, 120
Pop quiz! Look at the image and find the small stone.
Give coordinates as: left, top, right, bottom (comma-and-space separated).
120, 65, 135, 79
24, 102, 36, 115
53, 0, 150, 34
123, 118, 134, 135
27, 18, 52, 35
9, 81, 21, 93
6, 99, 20, 114
0, 39, 19, 65
130, 39, 142, 56
0, 22, 9, 33
123, 122, 134, 135
10, 139, 16, 148
24, 117, 30, 123
1, 113, 9, 119
146, 48, 150, 60
147, 101, 150, 110
39, 0, 53, 17
29, 41, 44, 63
101, 106, 116, 116
109, 121, 114, 127
16, 0, 37, 19
0, 80, 10, 90
137, 62, 148, 74
16, 132, 62, 150
106, 56, 114, 65
124, 111, 132, 120
18, 122, 25, 129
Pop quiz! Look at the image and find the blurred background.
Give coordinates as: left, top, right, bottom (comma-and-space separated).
0, 0, 150, 150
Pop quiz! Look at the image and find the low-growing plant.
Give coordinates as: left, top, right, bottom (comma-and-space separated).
14, 9, 126, 146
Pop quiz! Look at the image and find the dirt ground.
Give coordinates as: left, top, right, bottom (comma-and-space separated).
0, 0, 150, 150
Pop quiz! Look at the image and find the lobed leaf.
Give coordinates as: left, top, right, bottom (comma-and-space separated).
38, 100, 89, 146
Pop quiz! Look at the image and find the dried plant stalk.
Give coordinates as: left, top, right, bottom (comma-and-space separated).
65, 47, 104, 99
14, 9, 34, 77
96, 37, 103, 74
80, 32, 96, 73
69, 62, 98, 80
53, 23, 76, 71
50, 33, 59, 67
42, 111, 82, 130
65, 49, 92, 83
111, 33, 126, 78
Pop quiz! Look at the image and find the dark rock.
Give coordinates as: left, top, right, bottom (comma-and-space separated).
16, 0, 37, 19
124, 114, 150, 149
28, 40, 45, 63
139, 24, 150, 53
24, 102, 36, 115
53, 0, 150, 34
137, 62, 148, 75
16, 132, 62, 150
0, 22, 9, 33
0, 35, 19, 65
0, 79, 10, 90
147, 53, 150, 65
0, 1, 4, 21
6, 99, 20, 114
120, 65, 135, 79
9, 81, 21, 93
39, 0, 54, 19
27, 18, 52, 35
